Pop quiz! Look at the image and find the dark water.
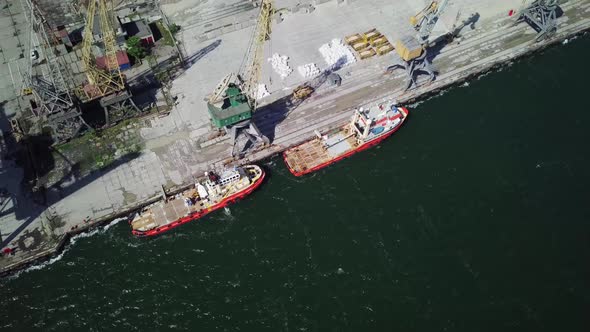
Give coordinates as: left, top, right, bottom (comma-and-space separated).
2, 36, 590, 331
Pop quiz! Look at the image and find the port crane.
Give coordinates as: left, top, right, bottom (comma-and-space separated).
80, 0, 139, 126
207, 0, 273, 157
514, 0, 559, 42
16, 0, 89, 143
388, 0, 449, 90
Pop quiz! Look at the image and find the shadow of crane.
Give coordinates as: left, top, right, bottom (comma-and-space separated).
127, 40, 222, 112
253, 56, 347, 143
0, 100, 141, 249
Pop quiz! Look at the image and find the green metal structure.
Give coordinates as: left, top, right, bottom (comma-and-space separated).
207, 84, 252, 128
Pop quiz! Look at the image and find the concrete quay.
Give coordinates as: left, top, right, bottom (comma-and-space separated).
1, 0, 590, 276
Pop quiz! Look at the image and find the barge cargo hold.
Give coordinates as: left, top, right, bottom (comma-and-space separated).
283, 101, 408, 176
130, 165, 265, 237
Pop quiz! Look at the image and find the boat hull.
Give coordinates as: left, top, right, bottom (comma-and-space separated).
283, 107, 408, 177
132, 168, 266, 237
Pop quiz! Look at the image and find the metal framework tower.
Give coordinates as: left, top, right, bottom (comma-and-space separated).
20, 0, 89, 143
80, 0, 139, 126
515, 0, 558, 42
388, 0, 449, 91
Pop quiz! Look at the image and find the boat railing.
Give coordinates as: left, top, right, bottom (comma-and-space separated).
323, 132, 355, 148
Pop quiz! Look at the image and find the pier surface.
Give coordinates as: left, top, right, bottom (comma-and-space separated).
1, 0, 589, 275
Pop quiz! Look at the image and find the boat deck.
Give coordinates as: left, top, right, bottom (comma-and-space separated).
284, 128, 358, 174
132, 189, 204, 231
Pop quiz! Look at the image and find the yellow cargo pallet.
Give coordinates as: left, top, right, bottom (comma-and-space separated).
359, 47, 377, 59
345, 33, 363, 45
376, 43, 394, 56
363, 28, 382, 42
363, 28, 377, 36
371, 36, 389, 47
352, 41, 369, 51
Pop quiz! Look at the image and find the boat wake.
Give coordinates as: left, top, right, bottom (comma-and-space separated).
8, 217, 127, 279
8, 250, 67, 279
407, 89, 449, 108
223, 207, 235, 220
102, 217, 124, 232
407, 57, 530, 109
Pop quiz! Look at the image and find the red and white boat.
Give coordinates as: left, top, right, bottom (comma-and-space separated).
283, 100, 408, 176
130, 165, 265, 236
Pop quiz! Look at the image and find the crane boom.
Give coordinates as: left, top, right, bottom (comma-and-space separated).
239, 0, 273, 108
99, 0, 123, 85
81, 0, 97, 83
412, 0, 449, 44
410, 1, 438, 27
206, 0, 273, 156
80, 0, 125, 101
207, 0, 274, 128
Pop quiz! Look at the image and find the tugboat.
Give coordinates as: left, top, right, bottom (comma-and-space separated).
283, 100, 408, 176
130, 165, 265, 236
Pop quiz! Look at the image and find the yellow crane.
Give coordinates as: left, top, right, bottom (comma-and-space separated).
238, 0, 274, 110
207, 0, 274, 157
409, 1, 440, 28
79, 0, 140, 127
208, 0, 274, 120
80, 0, 125, 101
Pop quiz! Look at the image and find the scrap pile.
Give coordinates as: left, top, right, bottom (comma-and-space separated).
345, 28, 394, 60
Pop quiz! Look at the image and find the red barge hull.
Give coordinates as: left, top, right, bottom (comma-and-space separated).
132, 169, 266, 237
283, 106, 409, 177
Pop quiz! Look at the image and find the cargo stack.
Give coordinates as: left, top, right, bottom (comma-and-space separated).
344, 28, 394, 60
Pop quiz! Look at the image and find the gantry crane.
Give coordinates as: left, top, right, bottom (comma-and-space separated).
388, 0, 449, 90
207, 0, 273, 157
80, 0, 139, 126
514, 0, 559, 42
18, 0, 89, 143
